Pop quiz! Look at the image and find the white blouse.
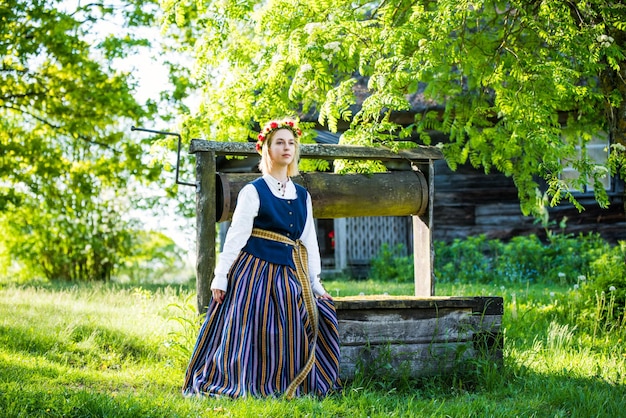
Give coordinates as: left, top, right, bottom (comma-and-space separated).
211, 174, 326, 297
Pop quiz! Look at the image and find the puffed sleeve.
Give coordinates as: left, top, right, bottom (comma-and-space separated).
211, 184, 259, 292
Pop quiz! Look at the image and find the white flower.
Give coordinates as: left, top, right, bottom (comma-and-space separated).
578, 275, 586, 282
323, 41, 341, 53
550, 292, 556, 298
300, 63, 313, 73
609, 286, 616, 292
558, 272, 566, 278
573, 284, 579, 290
304, 22, 321, 34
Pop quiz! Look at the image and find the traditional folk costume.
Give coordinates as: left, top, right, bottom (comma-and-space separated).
182, 176, 341, 398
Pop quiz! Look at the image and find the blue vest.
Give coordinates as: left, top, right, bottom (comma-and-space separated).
241, 178, 308, 269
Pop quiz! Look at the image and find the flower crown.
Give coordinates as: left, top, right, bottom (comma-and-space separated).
256, 119, 303, 153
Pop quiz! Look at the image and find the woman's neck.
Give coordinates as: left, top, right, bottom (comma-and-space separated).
268, 168, 289, 183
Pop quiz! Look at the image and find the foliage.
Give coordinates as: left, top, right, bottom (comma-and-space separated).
368, 243, 413, 283
163, 0, 626, 217
433, 232, 611, 285
0, 0, 191, 281
434, 235, 499, 283
577, 241, 626, 330
117, 231, 191, 284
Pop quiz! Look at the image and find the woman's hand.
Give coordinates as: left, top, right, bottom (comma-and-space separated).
212, 289, 226, 304
318, 292, 333, 301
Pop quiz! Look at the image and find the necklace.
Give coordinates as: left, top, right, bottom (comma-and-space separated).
275, 177, 289, 197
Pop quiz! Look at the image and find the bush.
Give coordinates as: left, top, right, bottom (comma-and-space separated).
434, 233, 610, 285
577, 241, 626, 331
434, 235, 498, 283
369, 243, 414, 283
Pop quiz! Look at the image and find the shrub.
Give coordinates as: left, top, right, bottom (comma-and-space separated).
576, 241, 626, 332
369, 243, 414, 283
434, 235, 499, 283
491, 235, 544, 283
542, 232, 610, 285
434, 232, 610, 285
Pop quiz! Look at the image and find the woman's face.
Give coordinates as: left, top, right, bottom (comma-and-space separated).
268, 128, 296, 167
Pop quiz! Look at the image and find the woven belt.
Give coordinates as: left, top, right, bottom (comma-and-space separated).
250, 228, 319, 399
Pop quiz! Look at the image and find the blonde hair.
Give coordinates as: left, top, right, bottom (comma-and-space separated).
258, 128, 301, 176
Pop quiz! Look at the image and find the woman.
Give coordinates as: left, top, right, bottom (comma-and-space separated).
182, 118, 341, 399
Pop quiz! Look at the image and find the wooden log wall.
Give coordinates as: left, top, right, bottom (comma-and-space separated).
433, 160, 626, 243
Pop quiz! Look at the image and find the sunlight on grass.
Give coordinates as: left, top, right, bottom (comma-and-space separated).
1, 280, 625, 417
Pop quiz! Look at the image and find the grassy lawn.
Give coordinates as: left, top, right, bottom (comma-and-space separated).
0, 279, 624, 417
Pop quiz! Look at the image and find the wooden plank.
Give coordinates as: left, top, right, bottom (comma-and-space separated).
338, 311, 501, 346
340, 341, 480, 378
195, 151, 216, 313
334, 295, 504, 315
413, 216, 431, 296
190, 140, 444, 161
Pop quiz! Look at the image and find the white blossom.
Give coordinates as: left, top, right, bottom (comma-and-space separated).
304, 22, 321, 34
324, 41, 341, 53
609, 286, 616, 292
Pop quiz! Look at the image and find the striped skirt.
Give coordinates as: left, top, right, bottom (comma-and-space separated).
182, 252, 342, 398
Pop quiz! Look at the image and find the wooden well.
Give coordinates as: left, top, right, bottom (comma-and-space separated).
189, 139, 504, 378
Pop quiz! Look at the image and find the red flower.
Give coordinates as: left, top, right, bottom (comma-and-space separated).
256, 119, 302, 154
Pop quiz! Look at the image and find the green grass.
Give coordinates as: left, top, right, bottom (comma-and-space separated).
1, 279, 624, 417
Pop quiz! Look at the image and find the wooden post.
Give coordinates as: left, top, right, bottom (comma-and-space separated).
413, 161, 435, 297
195, 151, 216, 313
413, 216, 431, 296
428, 160, 436, 296
334, 218, 347, 272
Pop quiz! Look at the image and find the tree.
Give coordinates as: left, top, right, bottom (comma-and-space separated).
162, 0, 626, 217
0, 0, 190, 281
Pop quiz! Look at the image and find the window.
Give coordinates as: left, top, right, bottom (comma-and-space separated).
561, 133, 611, 193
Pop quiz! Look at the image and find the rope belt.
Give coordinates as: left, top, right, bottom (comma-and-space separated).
250, 228, 319, 399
